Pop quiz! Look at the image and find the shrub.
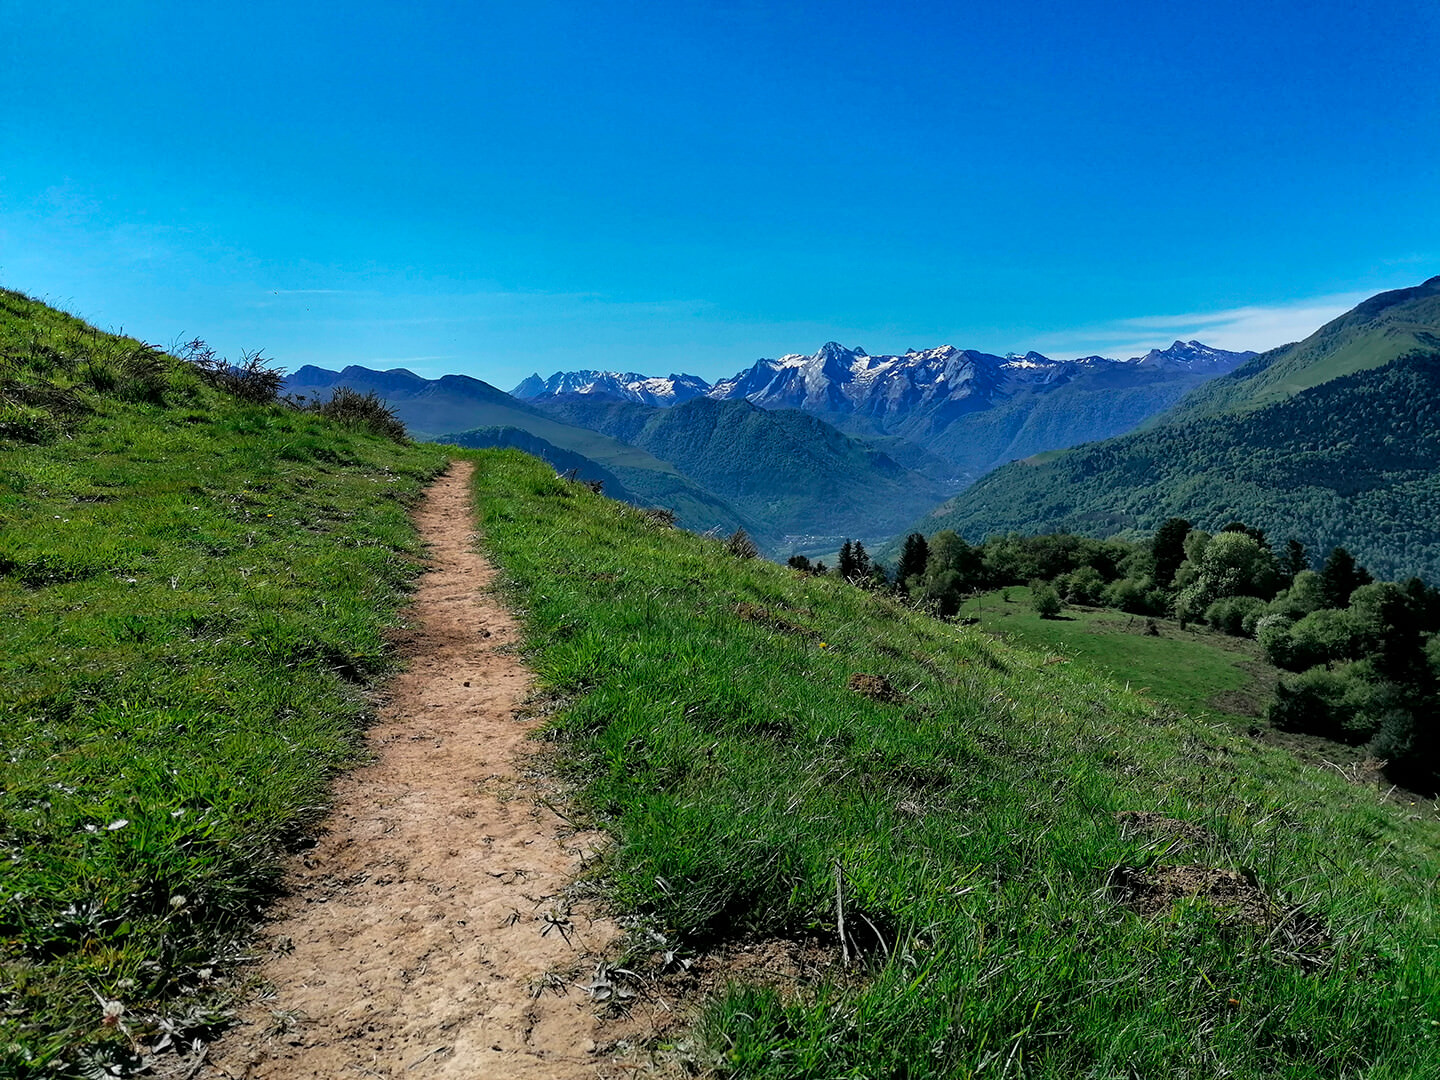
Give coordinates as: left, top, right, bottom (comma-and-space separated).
1030, 581, 1062, 618
308, 386, 408, 443
1289, 606, 1364, 669
183, 339, 285, 403
1204, 595, 1266, 636
1256, 614, 1296, 668
1267, 665, 1356, 740
1268, 570, 1327, 620
1060, 565, 1105, 605
638, 506, 677, 528
725, 528, 759, 559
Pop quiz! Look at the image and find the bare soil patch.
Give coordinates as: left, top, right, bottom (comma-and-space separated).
847, 672, 904, 704
202, 462, 630, 1079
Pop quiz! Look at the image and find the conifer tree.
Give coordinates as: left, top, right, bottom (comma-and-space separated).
1152, 517, 1191, 587
1320, 546, 1372, 608
897, 533, 929, 590
1283, 539, 1309, 579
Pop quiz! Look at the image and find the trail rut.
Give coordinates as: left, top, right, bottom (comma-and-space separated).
204, 461, 623, 1078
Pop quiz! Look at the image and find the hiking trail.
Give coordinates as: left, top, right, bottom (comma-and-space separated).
204, 461, 626, 1079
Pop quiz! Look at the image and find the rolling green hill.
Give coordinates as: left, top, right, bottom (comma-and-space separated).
925, 279, 1440, 580
535, 395, 947, 546
472, 448, 1440, 1079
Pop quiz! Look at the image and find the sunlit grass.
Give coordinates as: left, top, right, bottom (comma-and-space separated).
471, 448, 1440, 1079
0, 291, 447, 1075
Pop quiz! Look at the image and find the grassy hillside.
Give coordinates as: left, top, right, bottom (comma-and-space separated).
473, 449, 1440, 1078
922, 351, 1440, 581
0, 291, 447, 1075
957, 587, 1267, 727
1164, 276, 1440, 422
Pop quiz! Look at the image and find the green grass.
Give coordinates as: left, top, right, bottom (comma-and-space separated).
472, 449, 1440, 1079
0, 290, 447, 1075
958, 587, 1266, 725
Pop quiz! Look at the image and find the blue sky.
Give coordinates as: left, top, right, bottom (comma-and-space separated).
2, 1, 1437, 387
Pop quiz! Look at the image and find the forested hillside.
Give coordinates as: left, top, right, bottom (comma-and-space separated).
533, 395, 947, 545
924, 351, 1440, 581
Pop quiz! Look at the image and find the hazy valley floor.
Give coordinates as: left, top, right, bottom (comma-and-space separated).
203, 462, 622, 1079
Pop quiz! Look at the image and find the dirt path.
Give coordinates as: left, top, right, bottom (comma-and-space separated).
204, 461, 624, 1079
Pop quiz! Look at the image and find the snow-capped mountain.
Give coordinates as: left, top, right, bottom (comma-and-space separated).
1134, 340, 1258, 371
705, 341, 1252, 420
514, 340, 1256, 483
511, 369, 711, 406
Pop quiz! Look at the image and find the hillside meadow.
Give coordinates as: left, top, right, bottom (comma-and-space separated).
473, 450, 1440, 1078
0, 290, 446, 1074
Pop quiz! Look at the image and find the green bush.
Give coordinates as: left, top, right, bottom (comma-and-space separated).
1289, 606, 1364, 669
1267, 664, 1358, 741
1030, 580, 1062, 618
1060, 565, 1106, 605
1256, 613, 1296, 668
1204, 595, 1266, 636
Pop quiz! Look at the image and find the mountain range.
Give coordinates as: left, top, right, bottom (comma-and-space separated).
514, 340, 1255, 482
924, 276, 1440, 580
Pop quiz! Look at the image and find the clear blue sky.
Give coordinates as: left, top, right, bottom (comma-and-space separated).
2, 0, 1437, 387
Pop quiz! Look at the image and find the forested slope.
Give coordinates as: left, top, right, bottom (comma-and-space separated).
925, 351, 1440, 580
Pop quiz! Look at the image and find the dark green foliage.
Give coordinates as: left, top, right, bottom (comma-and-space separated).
1283, 538, 1310, 579
836, 539, 874, 582
1220, 520, 1267, 545
1102, 576, 1166, 615
1151, 517, 1190, 587
1059, 565, 1105, 605
1320, 546, 1373, 609
896, 532, 929, 588
786, 554, 813, 572
1029, 580, 1062, 617
1204, 595, 1266, 636
726, 528, 759, 559
1267, 665, 1370, 742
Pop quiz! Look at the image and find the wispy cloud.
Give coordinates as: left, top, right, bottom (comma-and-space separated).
1035, 290, 1372, 360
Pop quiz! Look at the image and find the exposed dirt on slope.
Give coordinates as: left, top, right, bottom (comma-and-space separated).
203, 461, 628, 1079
